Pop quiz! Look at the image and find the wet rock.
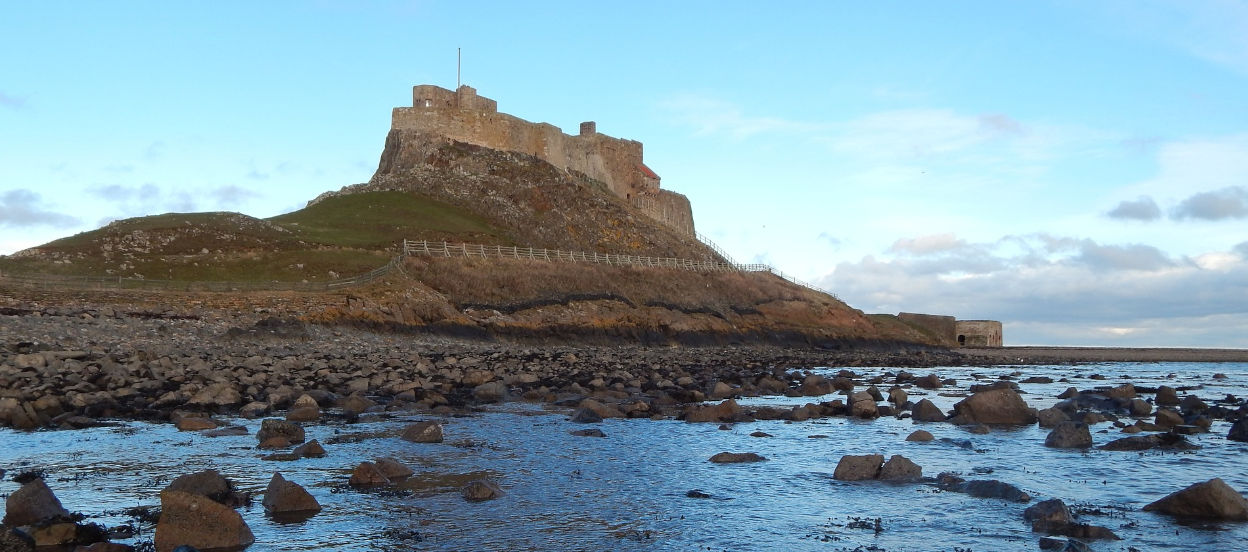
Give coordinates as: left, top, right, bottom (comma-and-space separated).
1032, 521, 1121, 540
577, 399, 623, 419
348, 462, 390, 487
285, 397, 320, 422
292, 439, 326, 458
262, 473, 320, 515
0, 529, 33, 552
1126, 398, 1151, 417
1228, 419, 1248, 442
799, 374, 833, 396
952, 388, 1037, 425
256, 419, 305, 444
685, 489, 712, 499
1180, 395, 1208, 416
749, 431, 772, 438
1099, 433, 1198, 451
1037, 407, 1070, 428
1056, 387, 1079, 399
202, 426, 248, 438
154, 490, 254, 552
911, 399, 946, 422
708, 452, 767, 464
29, 521, 105, 548
239, 401, 269, 419
683, 399, 743, 423
1021, 376, 1053, 384
570, 428, 606, 437
1156, 385, 1180, 406
905, 430, 934, 442
340, 393, 376, 416
1024, 499, 1073, 525
915, 374, 942, 389
461, 480, 503, 502
72, 543, 132, 552
1038, 537, 1092, 551
400, 421, 444, 443
1154, 409, 1183, 429
877, 455, 922, 481
887, 387, 907, 406
833, 454, 883, 481
850, 392, 879, 419
175, 417, 218, 432
1104, 383, 1135, 401
472, 381, 507, 403
1143, 478, 1248, 520
186, 383, 242, 408
164, 470, 239, 505
569, 407, 603, 424
1044, 422, 1092, 449
3, 478, 70, 526
258, 437, 292, 450
374, 458, 413, 480
957, 480, 1032, 503
707, 381, 734, 400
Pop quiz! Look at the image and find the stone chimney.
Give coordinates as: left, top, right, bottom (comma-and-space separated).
579, 121, 596, 136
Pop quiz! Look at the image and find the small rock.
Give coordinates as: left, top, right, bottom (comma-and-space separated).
461, 480, 503, 501
472, 381, 508, 403
292, 439, 326, 458
1154, 409, 1183, 429
3, 478, 70, 526
911, 399, 946, 422
708, 452, 767, 464
686, 489, 712, 499
1024, 499, 1073, 525
256, 419, 305, 444
1044, 422, 1092, 449
176, 417, 218, 431
570, 428, 606, 437
1227, 419, 1248, 443
262, 473, 320, 514
905, 430, 934, 442
348, 462, 390, 487
400, 421, 444, 443
373, 458, 413, 480
569, 408, 602, 424
878, 455, 922, 481
749, 431, 772, 438
833, 454, 883, 481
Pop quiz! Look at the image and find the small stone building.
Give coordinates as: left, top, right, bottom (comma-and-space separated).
956, 320, 1003, 347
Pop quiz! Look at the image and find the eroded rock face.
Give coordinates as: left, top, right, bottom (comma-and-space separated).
1143, 478, 1248, 521
3, 478, 70, 527
833, 454, 883, 481
952, 388, 1037, 425
154, 490, 254, 552
262, 473, 320, 515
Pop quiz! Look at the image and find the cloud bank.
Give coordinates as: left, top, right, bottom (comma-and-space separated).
0, 189, 80, 228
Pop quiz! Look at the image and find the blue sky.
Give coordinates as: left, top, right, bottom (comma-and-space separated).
2, 1, 1247, 347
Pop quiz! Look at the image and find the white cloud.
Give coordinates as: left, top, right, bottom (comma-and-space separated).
1171, 185, 1248, 220
0, 189, 80, 228
819, 233, 1248, 347
1106, 196, 1161, 221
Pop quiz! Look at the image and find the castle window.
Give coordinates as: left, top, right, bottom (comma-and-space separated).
423, 99, 432, 107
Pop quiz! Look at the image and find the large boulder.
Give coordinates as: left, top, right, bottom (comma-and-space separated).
285, 394, 320, 422
400, 421, 444, 443
163, 470, 234, 505
878, 455, 922, 481
262, 473, 321, 515
1155, 385, 1180, 406
833, 454, 884, 481
348, 462, 390, 487
1143, 478, 1248, 520
1044, 422, 1092, 449
911, 399, 947, 422
1037, 407, 1070, 428
256, 419, 305, 444
3, 478, 70, 526
1154, 409, 1183, 429
154, 490, 254, 552
850, 392, 879, 419
952, 388, 1036, 425
374, 458, 414, 480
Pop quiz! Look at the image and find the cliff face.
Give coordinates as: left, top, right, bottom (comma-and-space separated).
322, 129, 715, 260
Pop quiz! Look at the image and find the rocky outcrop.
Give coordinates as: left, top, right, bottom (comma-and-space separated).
833, 454, 884, 481
708, 452, 767, 464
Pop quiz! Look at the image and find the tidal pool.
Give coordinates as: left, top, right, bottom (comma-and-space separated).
3, 362, 1246, 551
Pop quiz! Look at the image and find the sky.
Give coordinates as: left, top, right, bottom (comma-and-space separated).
2, 1, 1247, 347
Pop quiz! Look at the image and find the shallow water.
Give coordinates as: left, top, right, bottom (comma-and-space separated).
3, 362, 1247, 551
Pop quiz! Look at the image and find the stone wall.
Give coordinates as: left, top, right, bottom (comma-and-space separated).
956, 320, 1003, 347
633, 191, 694, 237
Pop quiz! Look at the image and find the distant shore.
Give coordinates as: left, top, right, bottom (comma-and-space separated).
958, 346, 1248, 364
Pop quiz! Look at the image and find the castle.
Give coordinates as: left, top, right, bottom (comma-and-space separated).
390, 84, 696, 236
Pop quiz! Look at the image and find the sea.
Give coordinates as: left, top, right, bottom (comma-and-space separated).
3, 361, 1246, 552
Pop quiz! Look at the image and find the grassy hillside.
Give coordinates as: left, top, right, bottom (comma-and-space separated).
0, 191, 511, 282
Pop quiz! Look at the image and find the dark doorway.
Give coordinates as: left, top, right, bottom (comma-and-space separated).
957, 335, 966, 345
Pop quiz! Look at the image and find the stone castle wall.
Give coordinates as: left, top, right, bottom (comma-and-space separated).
898, 312, 957, 345
390, 85, 692, 236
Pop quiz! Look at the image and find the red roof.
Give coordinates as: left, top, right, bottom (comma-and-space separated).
638, 163, 660, 180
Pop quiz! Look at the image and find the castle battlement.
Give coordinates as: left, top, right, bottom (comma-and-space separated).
389, 84, 692, 235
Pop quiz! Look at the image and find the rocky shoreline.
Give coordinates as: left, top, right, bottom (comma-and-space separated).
4, 306, 1248, 551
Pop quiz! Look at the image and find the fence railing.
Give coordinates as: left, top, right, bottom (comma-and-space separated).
402, 239, 838, 299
